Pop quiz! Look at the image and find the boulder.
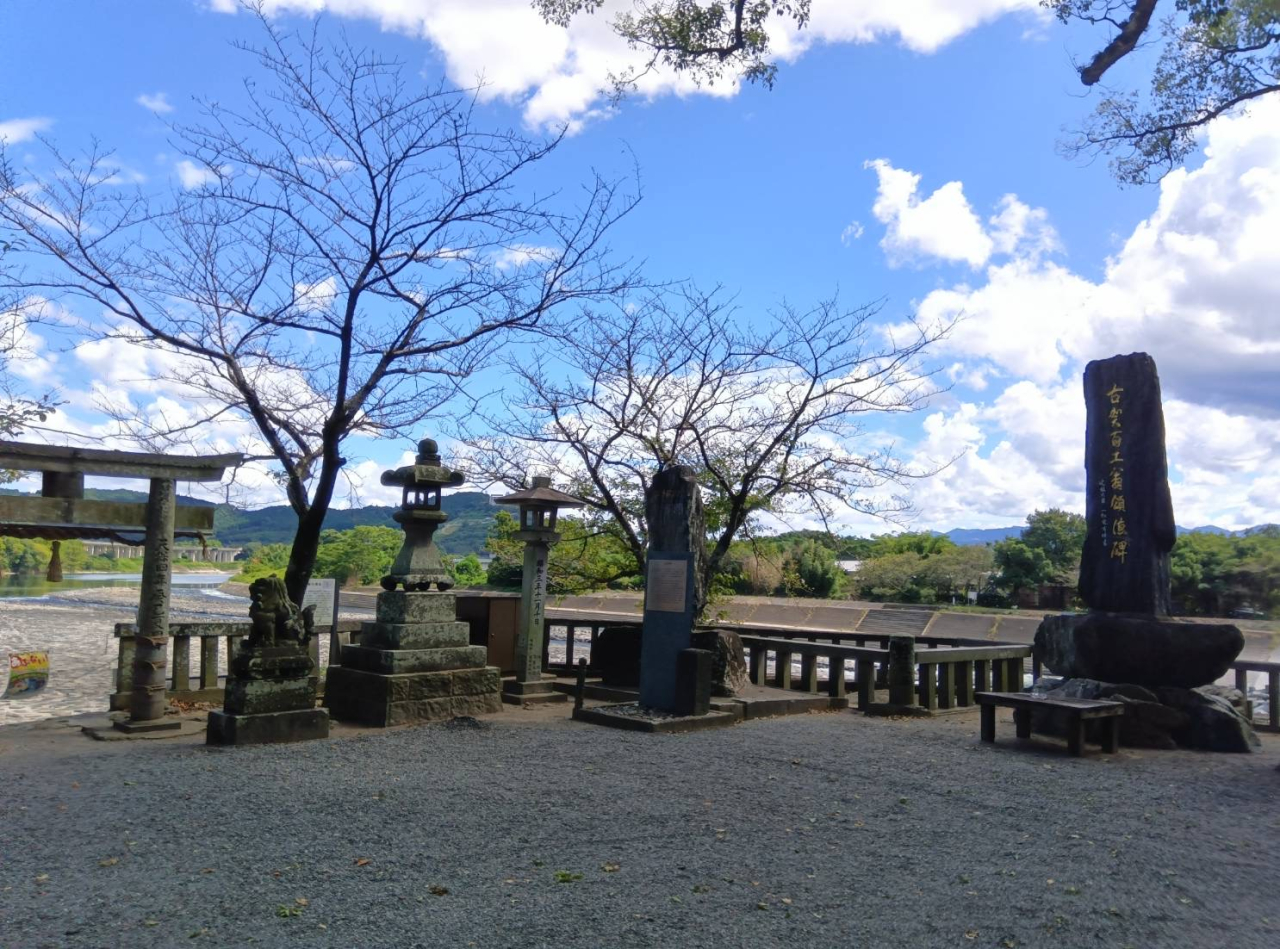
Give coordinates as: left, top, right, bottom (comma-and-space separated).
1157, 686, 1260, 753
691, 629, 749, 697
1034, 612, 1243, 689
1030, 677, 1186, 749
594, 626, 642, 687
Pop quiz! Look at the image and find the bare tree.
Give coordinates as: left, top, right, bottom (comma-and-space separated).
0, 12, 638, 601
462, 286, 948, 594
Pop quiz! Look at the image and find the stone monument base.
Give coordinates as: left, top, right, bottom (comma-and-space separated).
1034, 612, 1243, 689
502, 675, 567, 705
326, 666, 503, 725
1028, 677, 1259, 753
324, 590, 503, 727
207, 707, 330, 745
205, 671, 326, 746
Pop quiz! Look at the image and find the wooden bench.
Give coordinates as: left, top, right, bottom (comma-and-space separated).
976, 691, 1124, 756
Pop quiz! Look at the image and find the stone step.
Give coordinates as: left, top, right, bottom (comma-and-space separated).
359, 620, 470, 650
339, 644, 487, 675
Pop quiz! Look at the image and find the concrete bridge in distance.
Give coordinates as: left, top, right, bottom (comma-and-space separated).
79, 539, 244, 564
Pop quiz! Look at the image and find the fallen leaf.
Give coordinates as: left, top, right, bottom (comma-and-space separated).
354, 858, 370, 867
35, 874, 49, 883
965, 931, 979, 940
429, 885, 449, 896
294, 898, 308, 907
601, 863, 620, 873
99, 857, 119, 867
200, 868, 215, 875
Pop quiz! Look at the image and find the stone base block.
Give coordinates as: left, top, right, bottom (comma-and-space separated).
501, 679, 568, 705
1034, 612, 1244, 689
340, 644, 487, 674
325, 665, 503, 727
113, 717, 182, 734
224, 676, 318, 715
206, 708, 330, 745
359, 620, 470, 650
376, 590, 457, 625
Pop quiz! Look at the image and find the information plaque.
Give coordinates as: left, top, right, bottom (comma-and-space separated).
646, 558, 688, 613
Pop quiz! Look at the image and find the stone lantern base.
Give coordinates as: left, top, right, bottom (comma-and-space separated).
324, 590, 502, 727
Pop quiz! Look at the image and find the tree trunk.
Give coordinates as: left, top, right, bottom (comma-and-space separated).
284, 455, 342, 606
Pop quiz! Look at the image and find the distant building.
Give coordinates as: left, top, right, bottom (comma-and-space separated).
836, 559, 863, 573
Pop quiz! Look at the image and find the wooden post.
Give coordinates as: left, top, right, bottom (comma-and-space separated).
775, 650, 793, 690
1066, 714, 1086, 757
574, 657, 587, 711
800, 654, 818, 693
955, 661, 974, 707
120, 477, 178, 730
918, 663, 938, 711
856, 658, 874, 710
1014, 708, 1031, 739
1102, 716, 1121, 754
980, 703, 995, 743
937, 663, 954, 710
1269, 671, 1279, 731
200, 636, 219, 690
171, 635, 191, 695
750, 646, 766, 686
887, 636, 916, 707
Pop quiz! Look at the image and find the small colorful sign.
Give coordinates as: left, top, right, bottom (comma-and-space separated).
4, 651, 50, 698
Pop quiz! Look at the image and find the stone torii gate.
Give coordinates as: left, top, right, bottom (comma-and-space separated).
0, 440, 242, 732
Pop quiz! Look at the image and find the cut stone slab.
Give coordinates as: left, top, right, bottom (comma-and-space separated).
223, 676, 318, 715
340, 643, 487, 675
1034, 612, 1243, 689
324, 665, 502, 726
359, 620, 470, 650
376, 590, 458, 625
572, 702, 739, 733
207, 708, 330, 746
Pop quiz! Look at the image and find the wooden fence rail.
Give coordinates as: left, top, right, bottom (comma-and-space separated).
111, 620, 364, 711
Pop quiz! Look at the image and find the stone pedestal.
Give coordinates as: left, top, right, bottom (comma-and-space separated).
206, 647, 329, 746
324, 590, 502, 726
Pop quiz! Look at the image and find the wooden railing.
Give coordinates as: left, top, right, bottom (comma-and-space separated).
738, 634, 886, 709
542, 618, 1032, 715
111, 619, 364, 711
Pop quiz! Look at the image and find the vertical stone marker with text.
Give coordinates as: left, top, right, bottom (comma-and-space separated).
1078, 352, 1176, 614
638, 467, 706, 712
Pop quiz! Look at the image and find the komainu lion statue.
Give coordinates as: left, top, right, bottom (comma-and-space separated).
246, 576, 316, 649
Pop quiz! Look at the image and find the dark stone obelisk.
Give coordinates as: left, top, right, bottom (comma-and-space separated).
1032, 353, 1255, 751
638, 466, 706, 712
1077, 353, 1176, 614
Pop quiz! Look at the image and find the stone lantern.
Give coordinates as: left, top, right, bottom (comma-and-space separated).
495, 475, 585, 704
380, 438, 464, 592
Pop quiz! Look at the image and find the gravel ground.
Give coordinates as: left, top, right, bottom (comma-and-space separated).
2, 708, 1277, 949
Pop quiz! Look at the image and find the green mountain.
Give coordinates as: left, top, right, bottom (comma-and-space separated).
0, 487, 499, 557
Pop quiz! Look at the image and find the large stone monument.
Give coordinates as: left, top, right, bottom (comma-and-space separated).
1032, 353, 1255, 751
324, 438, 502, 726
207, 576, 330, 745
638, 466, 708, 713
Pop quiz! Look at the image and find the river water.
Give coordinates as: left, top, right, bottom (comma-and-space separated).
0, 571, 235, 599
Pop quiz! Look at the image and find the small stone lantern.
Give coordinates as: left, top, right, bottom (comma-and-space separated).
495, 475, 585, 702
379, 438, 465, 592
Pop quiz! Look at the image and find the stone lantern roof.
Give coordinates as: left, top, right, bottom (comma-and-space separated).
380, 438, 465, 492
494, 476, 585, 509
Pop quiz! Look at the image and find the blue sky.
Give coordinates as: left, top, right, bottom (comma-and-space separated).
2, 1, 1277, 533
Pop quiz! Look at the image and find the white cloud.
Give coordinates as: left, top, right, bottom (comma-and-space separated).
175, 159, 227, 189
876, 98, 1280, 531
0, 117, 53, 145
136, 92, 174, 114
865, 160, 1058, 269
865, 159, 994, 267
840, 221, 864, 245
208, 1, 1043, 130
